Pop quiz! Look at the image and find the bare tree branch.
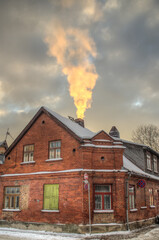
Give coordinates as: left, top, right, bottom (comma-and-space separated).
132, 124, 159, 152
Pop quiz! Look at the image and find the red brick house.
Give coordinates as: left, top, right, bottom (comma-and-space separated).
0, 106, 159, 233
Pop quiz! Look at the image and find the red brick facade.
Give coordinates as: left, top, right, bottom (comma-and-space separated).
0, 107, 159, 233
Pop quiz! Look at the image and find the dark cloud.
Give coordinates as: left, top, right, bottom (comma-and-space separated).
0, 0, 159, 144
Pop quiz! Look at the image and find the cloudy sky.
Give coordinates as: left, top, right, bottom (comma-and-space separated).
0, 0, 159, 145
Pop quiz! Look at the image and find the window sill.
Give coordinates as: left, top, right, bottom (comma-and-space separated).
130, 208, 138, 212
147, 168, 152, 171
45, 158, 63, 162
154, 171, 158, 174
2, 209, 21, 212
41, 210, 60, 213
150, 205, 155, 208
141, 206, 147, 209
94, 210, 114, 213
21, 161, 35, 165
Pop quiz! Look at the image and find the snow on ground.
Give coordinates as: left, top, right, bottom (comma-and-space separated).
0, 228, 83, 240
128, 227, 159, 240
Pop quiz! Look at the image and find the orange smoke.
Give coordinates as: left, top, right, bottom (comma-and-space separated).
45, 24, 98, 119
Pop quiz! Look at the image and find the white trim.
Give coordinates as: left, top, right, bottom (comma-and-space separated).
150, 205, 155, 208
41, 210, 59, 213
94, 210, 114, 213
20, 161, 35, 165
2, 209, 21, 212
140, 206, 147, 209
93, 139, 112, 142
81, 144, 125, 149
0, 168, 127, 177
45, 158, 63, 162
130, 208, 138, 212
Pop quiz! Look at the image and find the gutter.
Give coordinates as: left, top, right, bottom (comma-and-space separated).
125, 171, 131, 231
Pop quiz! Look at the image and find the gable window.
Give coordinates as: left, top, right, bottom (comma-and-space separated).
154, 156, 158, 173
94, 185, 112, 210
49, 140, 61, 159
147, 153, 152, 170
43, 184, 59, 210
23, 144, 34, 162
129, 185, 135, 209
4, 187, 20, 209
149, 188, 154, 206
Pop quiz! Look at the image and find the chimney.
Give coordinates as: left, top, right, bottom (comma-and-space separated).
75, 118, 85, 128
109, 126, 120, 138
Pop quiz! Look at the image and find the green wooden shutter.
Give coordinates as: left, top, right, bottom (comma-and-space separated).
44, 184, 59, 210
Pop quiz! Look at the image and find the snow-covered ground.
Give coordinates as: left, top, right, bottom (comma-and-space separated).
0, 226, 159, 240
0, 228, 84, 240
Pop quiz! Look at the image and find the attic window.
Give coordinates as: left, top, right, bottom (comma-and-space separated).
49, 140, 61, 159
147, 153, 152, 171
23, 144, 34, 162
42, 120, 45, 124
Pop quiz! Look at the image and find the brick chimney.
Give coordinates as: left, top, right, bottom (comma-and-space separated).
109, 126, 120, 138
75, 118, 85, 128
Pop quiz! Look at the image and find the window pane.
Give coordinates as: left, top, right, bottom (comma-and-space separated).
104, 195, 111, 209
49, 149, 55, 159
29, 152, 34, 161
95, 185, 110, 192
5, 196, 9, 208
95, 195, 102, 209
56, 141, 61, 147
15, 196, 19, 209
129, 187, 134, 193
10, 196, 14, 208
56, 149, 61, 158
50, 142, 56, 148
24, 153, 28, 162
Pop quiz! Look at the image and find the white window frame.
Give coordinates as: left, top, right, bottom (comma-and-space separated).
153, 156, 158, 173
147, 153, 152, 170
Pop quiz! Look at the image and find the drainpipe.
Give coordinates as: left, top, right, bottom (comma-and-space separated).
125, 171, 131, 231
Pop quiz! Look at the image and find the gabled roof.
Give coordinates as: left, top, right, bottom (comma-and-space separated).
44, 107, 95, 139
5, 106, 96, 156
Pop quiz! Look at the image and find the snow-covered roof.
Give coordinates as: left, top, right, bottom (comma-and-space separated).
123, 155, 159, 181
44, 106, 95, 139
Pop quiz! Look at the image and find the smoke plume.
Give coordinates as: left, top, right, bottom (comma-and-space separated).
45, 23, 98, 119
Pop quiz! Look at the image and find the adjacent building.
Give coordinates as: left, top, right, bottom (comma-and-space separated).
0, 107, 159, 233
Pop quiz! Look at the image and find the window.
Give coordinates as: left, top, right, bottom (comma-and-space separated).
154, 156, 158, 173
129, 185, 135, 209
147, 153, 152, 170
23, 144, 34, 162
149, 188, 154, 206
94, 185, 112, 210
43, 184, 59, 210
4, 187, 20, 209
49, 140, 61, 159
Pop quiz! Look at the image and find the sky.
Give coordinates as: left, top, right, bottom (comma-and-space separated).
0, 0, 159, 145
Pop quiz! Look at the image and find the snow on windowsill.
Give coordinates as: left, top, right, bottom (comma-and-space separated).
45, 158, 63, 162
2, 209, 21, 212
94, 210, 114, 213
150, 205, 155, 208
130, 208, 138, 212
140, 206, 147, 209
41, 210, 60, 213
20, 161, 35, 165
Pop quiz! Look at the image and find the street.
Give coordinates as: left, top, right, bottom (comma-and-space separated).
0, 225, 159, 240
